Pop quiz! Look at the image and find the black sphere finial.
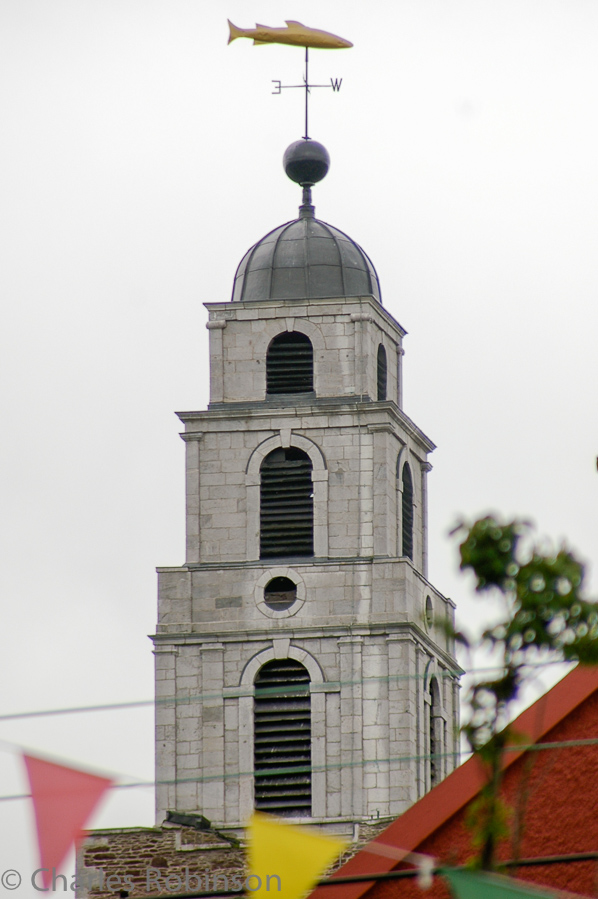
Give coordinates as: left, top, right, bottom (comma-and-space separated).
283, 139, 330, 187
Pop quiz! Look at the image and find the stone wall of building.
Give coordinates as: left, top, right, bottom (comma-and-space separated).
205, 296, 404, 407
77, 819, 395, 899
152, 288, 460, 831
178, 407, 431, 568
153, 624, 460, 828
77, 825, 245, 898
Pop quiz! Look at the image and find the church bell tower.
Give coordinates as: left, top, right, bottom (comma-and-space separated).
152, 138, 459, 836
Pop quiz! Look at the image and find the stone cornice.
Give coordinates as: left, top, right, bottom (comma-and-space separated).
203, 294, 407, 339
149, 621, 461, 674
176, 401, 435, 453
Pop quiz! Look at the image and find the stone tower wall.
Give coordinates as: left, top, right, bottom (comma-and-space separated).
153, 291, 460, 835
154, 625, 459, 828
206, 296, 403, 406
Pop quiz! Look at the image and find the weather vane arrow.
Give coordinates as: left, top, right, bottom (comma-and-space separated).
227, 20, 353, 140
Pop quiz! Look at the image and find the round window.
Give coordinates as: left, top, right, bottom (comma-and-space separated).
264, 576, 297, 611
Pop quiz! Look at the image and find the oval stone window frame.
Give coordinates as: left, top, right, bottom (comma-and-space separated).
255, 568, 306, 619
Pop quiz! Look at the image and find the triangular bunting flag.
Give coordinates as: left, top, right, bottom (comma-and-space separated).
24, 754, 113, 890
444, 868, 571, 899
248, 812, 347, 899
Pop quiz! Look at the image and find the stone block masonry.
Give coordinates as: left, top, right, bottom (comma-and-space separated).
151, 288, 460, 830
76, 820, 396, 898
79, 159, 460, 890
77, 826, 245, 898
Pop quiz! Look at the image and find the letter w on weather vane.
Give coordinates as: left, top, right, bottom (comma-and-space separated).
227, 19, 353, 140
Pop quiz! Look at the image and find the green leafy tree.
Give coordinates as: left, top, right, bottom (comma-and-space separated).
452, 515, 598, 871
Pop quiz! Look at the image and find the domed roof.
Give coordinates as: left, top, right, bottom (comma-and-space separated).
231, 213, 382, 304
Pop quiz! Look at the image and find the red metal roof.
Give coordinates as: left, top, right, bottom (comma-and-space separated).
311, 665, 598, 899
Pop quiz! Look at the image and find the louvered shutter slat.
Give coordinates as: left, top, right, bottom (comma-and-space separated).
266, 332, 314, 395
254, 660, 311, 817
260, 449, 314, 558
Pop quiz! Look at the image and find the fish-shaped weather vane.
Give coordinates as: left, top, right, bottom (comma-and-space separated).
228, 20, 353, 140
227, 20, 353, 50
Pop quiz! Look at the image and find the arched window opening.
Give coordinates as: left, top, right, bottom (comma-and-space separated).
429, 678, 441, 788
254, 659, 311, 816
266, 332, 313, 395
264, 577, 297, 611
425, 595, 434, 630
260, 448, 313, 559
377, 344, 387, 401
401, 462, 413, 560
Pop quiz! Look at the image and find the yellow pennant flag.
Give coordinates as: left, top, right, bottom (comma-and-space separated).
247, 812, 347, 899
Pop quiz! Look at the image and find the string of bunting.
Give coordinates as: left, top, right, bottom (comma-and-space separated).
12, 735, 598, 893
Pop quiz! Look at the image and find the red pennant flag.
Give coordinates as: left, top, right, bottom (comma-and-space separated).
24, 754, 113, 889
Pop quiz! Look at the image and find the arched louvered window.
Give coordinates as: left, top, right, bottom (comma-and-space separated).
254, 659, 311, 816
260, 448, 313, 558
377, 343, 387, 401
401, 462, 413, 560
267, 332, 313, 395
429, 677, 441, 788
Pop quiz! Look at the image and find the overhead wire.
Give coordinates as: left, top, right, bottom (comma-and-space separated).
0, 659, 573, 722
76, 852, 598, 899
0, 662, 582, 807
1, 736, 598, 804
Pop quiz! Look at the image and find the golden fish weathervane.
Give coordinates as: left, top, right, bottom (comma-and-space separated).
227, 20, 353, 50
227, 19, 352, 141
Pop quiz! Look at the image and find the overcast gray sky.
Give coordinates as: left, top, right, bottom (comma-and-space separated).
1, 0, 597, 884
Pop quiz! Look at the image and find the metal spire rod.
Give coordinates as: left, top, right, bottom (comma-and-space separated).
271, 49, 343, 140
304, 47, 309, 140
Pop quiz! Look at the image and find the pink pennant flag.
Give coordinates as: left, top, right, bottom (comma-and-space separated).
24, 754, 113, 889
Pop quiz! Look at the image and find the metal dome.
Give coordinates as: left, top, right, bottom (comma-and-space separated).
231, 213, 382, 304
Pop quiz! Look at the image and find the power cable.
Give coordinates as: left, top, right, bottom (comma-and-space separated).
0, 660, 572, 723
77, 852, 598, 899
2, 736, 598, 804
